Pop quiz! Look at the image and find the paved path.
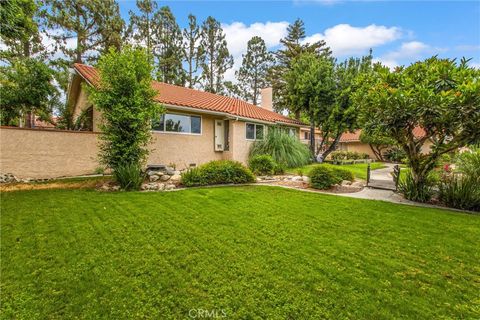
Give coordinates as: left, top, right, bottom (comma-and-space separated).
367, 162, 397, 190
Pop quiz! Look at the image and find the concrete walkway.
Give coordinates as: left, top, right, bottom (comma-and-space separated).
367, 162, 396, 190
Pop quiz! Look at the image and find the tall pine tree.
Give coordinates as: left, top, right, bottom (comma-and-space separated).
127, 0, 158, 59
199, 16, 233, 94
182, 14, 202, 88
42, 0, 124, 63
236, 36, 273, 105
154, 6, 184, 85
269, 19, 330, 115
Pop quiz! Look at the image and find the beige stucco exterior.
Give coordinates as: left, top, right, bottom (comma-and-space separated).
0, 127, 100, 178
339, 140, 434, 160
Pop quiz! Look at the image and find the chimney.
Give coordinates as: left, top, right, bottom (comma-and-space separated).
260, 87, 273, 112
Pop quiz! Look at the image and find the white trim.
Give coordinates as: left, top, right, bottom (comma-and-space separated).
152, 112, 203, 135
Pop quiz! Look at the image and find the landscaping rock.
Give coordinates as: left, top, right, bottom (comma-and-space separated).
147, 170, 159, 176
351, 181, 365, 188
169, 174, 181, 183
302, 176, 310, 183
165, 168, 176, 175
142, 182, 160, 191
0, 173, 19, 184
164, 184, 175, 190
341, 180, 352, 186
149, 175, 160, 182
292, 176, 303, 182
111, 185, 121, 191
160, 174, 171, 181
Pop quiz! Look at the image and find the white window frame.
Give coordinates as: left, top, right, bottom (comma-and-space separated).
152, 112, 202, 135
245, 122, 265, 141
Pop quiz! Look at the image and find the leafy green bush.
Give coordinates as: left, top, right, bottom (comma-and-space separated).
398, 171, 434, 202
359, 153, 370, 159
309, 166, 338, 189
273, 162, 286, 175
331, 167, 354, 182
248, 155, 275, 175
113, 163, 145, 191
330, 151, 369, 161
181, 160, 255, 187
249, 127, 311, 168
330, 151, 347, 160
385, 147, 407, 163
455, 146, 480, 181
439, 174, 480, 212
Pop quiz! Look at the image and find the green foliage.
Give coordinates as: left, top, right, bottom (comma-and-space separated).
384, 147, 407, 163
43, 0, 124, 63
330, 151, 369, 161
249, 127, 311, 168
181, 160, 255, 187
398, 171, 434, 202
0, 58, 58, 126
309, 166, 339, 189
331, 167, 354, 182
236, 36, 274, 105
439, 174, 480, 212
355, 56, 480, 199
273, 162, 286, 175
88, 47, 162, 173
182, 14, 202, 88
113, 163, 145, 191
248, 155, 276, 175
455, 146, 480, 181
199, 16, 233, 93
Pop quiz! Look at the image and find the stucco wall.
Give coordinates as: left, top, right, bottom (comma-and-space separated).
0, 127, 100, 178
148, 113, 224, 169
339, 142, 377, 159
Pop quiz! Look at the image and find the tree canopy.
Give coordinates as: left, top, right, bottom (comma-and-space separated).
354, 57, 480, 189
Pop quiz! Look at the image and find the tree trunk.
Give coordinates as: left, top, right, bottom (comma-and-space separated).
369, 144, 384, 161
309, 114, 315, 159
320, 132, 342, 161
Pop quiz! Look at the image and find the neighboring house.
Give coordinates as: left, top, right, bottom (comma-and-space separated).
338, 128, 432, 159
68, 63, 308, 169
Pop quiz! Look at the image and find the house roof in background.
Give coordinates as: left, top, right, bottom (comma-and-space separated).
340, 128, 427, 143
73, 63, 305, 126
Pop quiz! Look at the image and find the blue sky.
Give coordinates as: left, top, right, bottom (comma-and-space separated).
119, 0, 480, 78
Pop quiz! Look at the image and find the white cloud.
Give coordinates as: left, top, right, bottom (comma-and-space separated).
221, 21, 289, 82
470, 61, 480, 69
376, 41, 437, 69
303, 24, 402, 56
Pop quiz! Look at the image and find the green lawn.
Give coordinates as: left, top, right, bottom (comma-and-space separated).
1, 186, 479, 319
288, 162, 386, 180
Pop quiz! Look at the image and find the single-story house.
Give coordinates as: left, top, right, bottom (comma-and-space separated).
338, 128, 432, 159
68, 63, 308, 169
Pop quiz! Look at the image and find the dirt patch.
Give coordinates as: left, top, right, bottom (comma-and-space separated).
0, 177, 110, 192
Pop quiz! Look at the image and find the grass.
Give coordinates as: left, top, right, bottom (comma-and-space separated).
1, 186, 479, 319
288, 162, 386, 180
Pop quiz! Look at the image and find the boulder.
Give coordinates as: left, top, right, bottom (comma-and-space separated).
341, 180, 352, 186
291, 176, 303, 182
351, 181, 364, 188
164, 184, 175, 190
169, 174, 181, 182
149, 175, 160, 182
165, 168, 176, 175
160, 174, 171, 181
302, 176, 310, 183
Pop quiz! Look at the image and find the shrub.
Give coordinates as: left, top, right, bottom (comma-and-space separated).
273, 162, 286, 175
359, 153, 370, 159
113, 163, 145, 191
181, 160, 255, 187
331, 167, 354, 182
249, 127, 311, 168
398, 171, 434, 202
330, 151, 347, 161
385, 147, 407, 163
439, 174, 480, 212
309, 166, 338, 190
248, 155, 275, 175
455, 146, 480, 181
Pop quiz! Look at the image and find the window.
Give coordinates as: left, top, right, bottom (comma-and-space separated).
304, 131, 310, 140
287, 128, 296, 137
246, 123, 264, 140
152, 113, 201, 134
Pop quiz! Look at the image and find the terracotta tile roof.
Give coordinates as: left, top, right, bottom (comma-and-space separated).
74, 63, 305, 126
340, 128, 426, 143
